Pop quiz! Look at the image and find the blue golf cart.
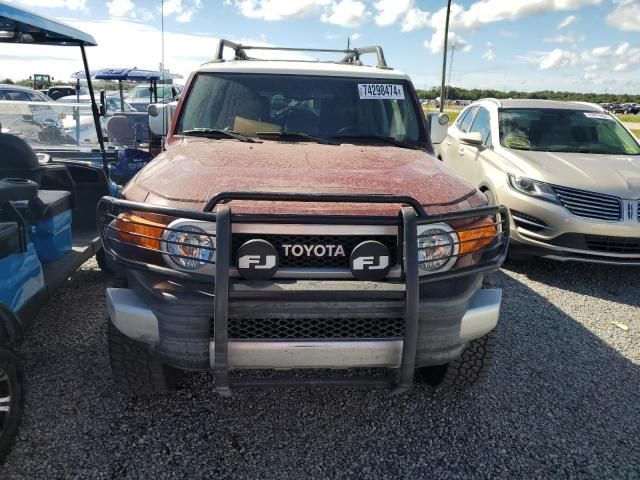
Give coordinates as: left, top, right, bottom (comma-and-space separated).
0, 2, 113, 460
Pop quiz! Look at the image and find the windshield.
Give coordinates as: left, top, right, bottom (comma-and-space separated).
129, 85, 175, 101
499, 108, 640, 155
0, 100, 102, 149
176, 73, 423, 145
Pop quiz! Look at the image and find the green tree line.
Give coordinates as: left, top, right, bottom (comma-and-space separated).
416, 86, 640, 104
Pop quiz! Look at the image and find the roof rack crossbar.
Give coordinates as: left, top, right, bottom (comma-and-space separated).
213, 39, 390, 69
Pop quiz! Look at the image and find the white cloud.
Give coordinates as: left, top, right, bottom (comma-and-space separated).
557, 15, 576, 29
401, 8, 430, 32
7, 0, 87, 10
351, 32, 361, 40
606, 0, 640, 32
425, 31, 470, 54
544, 31, 584, 44
614, 63, 629, 72
443, 0, 600, 31
539, 49, 580, 70
321, 0, 368, 27
106, 0, 134, 17
374, 0, 413, 26
160, 0, 202, 23
232, 0, 331, 21
482, 42, 495, 61
591, 46, 612, 57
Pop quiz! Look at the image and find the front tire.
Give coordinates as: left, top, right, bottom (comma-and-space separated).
416, 329, 497, 389
0, 348, 23, 463
108, 322, 181, 394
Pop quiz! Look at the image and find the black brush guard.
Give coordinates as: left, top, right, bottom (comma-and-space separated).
98, 192, 510, 395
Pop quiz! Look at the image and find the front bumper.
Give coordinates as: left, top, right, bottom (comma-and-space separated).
99, 193, 509, 392
107, 277, 501, 370
497, 185, 640, 265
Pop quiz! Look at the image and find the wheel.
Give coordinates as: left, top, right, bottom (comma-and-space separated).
0, 348, 23, 463
95, 248, 112, 275
481, 188, 496, 205
415, 329, 496, 389
108, 322, 181, 394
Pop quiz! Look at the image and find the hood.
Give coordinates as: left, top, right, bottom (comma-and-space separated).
127, 137, 483, 216
504, 148, 640, 199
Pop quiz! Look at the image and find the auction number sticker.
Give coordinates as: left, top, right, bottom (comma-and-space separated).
584, 112, 614, 120
358, 84, 405, 100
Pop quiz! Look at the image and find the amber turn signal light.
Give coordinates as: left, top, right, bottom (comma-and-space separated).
115, 213, 168, 251
458, 218, 497, 255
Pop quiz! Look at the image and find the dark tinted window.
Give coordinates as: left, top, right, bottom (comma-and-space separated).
469, 107, 491, 144
178, 73, 423, 143
5, 90, 30, 101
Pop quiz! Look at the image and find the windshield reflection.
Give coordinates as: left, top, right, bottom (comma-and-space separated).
0, 100, 101, 148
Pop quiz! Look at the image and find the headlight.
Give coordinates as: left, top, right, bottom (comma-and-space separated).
417, 223, 459, 274
507, 174, 559, 203
162, 220, 216, 271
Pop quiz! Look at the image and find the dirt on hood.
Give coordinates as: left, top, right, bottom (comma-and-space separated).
125, 137, 485, 216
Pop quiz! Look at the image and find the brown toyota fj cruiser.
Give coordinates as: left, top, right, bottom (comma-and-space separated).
98, 41, 509, 396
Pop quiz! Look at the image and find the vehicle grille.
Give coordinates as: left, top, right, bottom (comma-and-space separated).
552, 186, 622, 221
228, 317, 405, 339
552, 233, 640, 254
231, 233, 398, 269
585, 236, 640, 254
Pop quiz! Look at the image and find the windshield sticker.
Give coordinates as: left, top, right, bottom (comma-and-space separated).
358, 84, 405, 100
584, 112, 614, 120
504, 135, 531, 148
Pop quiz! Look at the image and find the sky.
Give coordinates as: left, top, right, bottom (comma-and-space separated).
1, 0, 639, 94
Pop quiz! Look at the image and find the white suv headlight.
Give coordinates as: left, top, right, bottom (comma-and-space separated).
417, 223, 459, 274
162, 219, 216, 271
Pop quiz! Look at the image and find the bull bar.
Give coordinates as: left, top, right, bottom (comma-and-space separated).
97, 192, 510, 395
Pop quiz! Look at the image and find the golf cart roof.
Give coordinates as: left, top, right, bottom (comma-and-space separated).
0, 1, 97, 46
94, 68, 182, 82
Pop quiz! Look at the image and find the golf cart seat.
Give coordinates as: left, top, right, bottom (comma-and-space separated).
0, 132, 76, 202
106, 116, 137, 146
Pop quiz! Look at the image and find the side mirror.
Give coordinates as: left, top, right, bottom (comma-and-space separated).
428, 112, 449, 144
148, 102, 178, 137
459, 132, 484, 146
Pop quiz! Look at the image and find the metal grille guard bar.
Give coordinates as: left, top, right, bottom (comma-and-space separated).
97, 193, 509, 395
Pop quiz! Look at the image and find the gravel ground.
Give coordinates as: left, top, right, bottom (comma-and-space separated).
2, 258, 639, 479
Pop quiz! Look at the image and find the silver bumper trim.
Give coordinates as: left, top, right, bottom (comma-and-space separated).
210, 340, 403, 369
107, 288, 160, 343
106, 286, 502, 369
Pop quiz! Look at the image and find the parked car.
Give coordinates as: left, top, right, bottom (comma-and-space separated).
436, 98, 640, 264
0, 84, 61, 131
98, 40, 509, 397
126, 83, 183, 112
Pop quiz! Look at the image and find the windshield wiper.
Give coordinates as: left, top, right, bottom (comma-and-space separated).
331, 135, 419, 150
256, 131, 338, 145
182, 128, 258, 143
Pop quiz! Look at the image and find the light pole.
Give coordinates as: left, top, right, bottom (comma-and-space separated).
439, 0, 452, 113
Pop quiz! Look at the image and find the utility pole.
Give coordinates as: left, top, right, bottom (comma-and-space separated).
439, 0, 452, 113
445, 42, 455, 104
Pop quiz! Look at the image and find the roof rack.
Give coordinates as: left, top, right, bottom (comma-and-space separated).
212, 39, 391, 69
479, 98, 502, 108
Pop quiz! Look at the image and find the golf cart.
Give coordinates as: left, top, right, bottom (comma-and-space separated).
0, 1, 114, 460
